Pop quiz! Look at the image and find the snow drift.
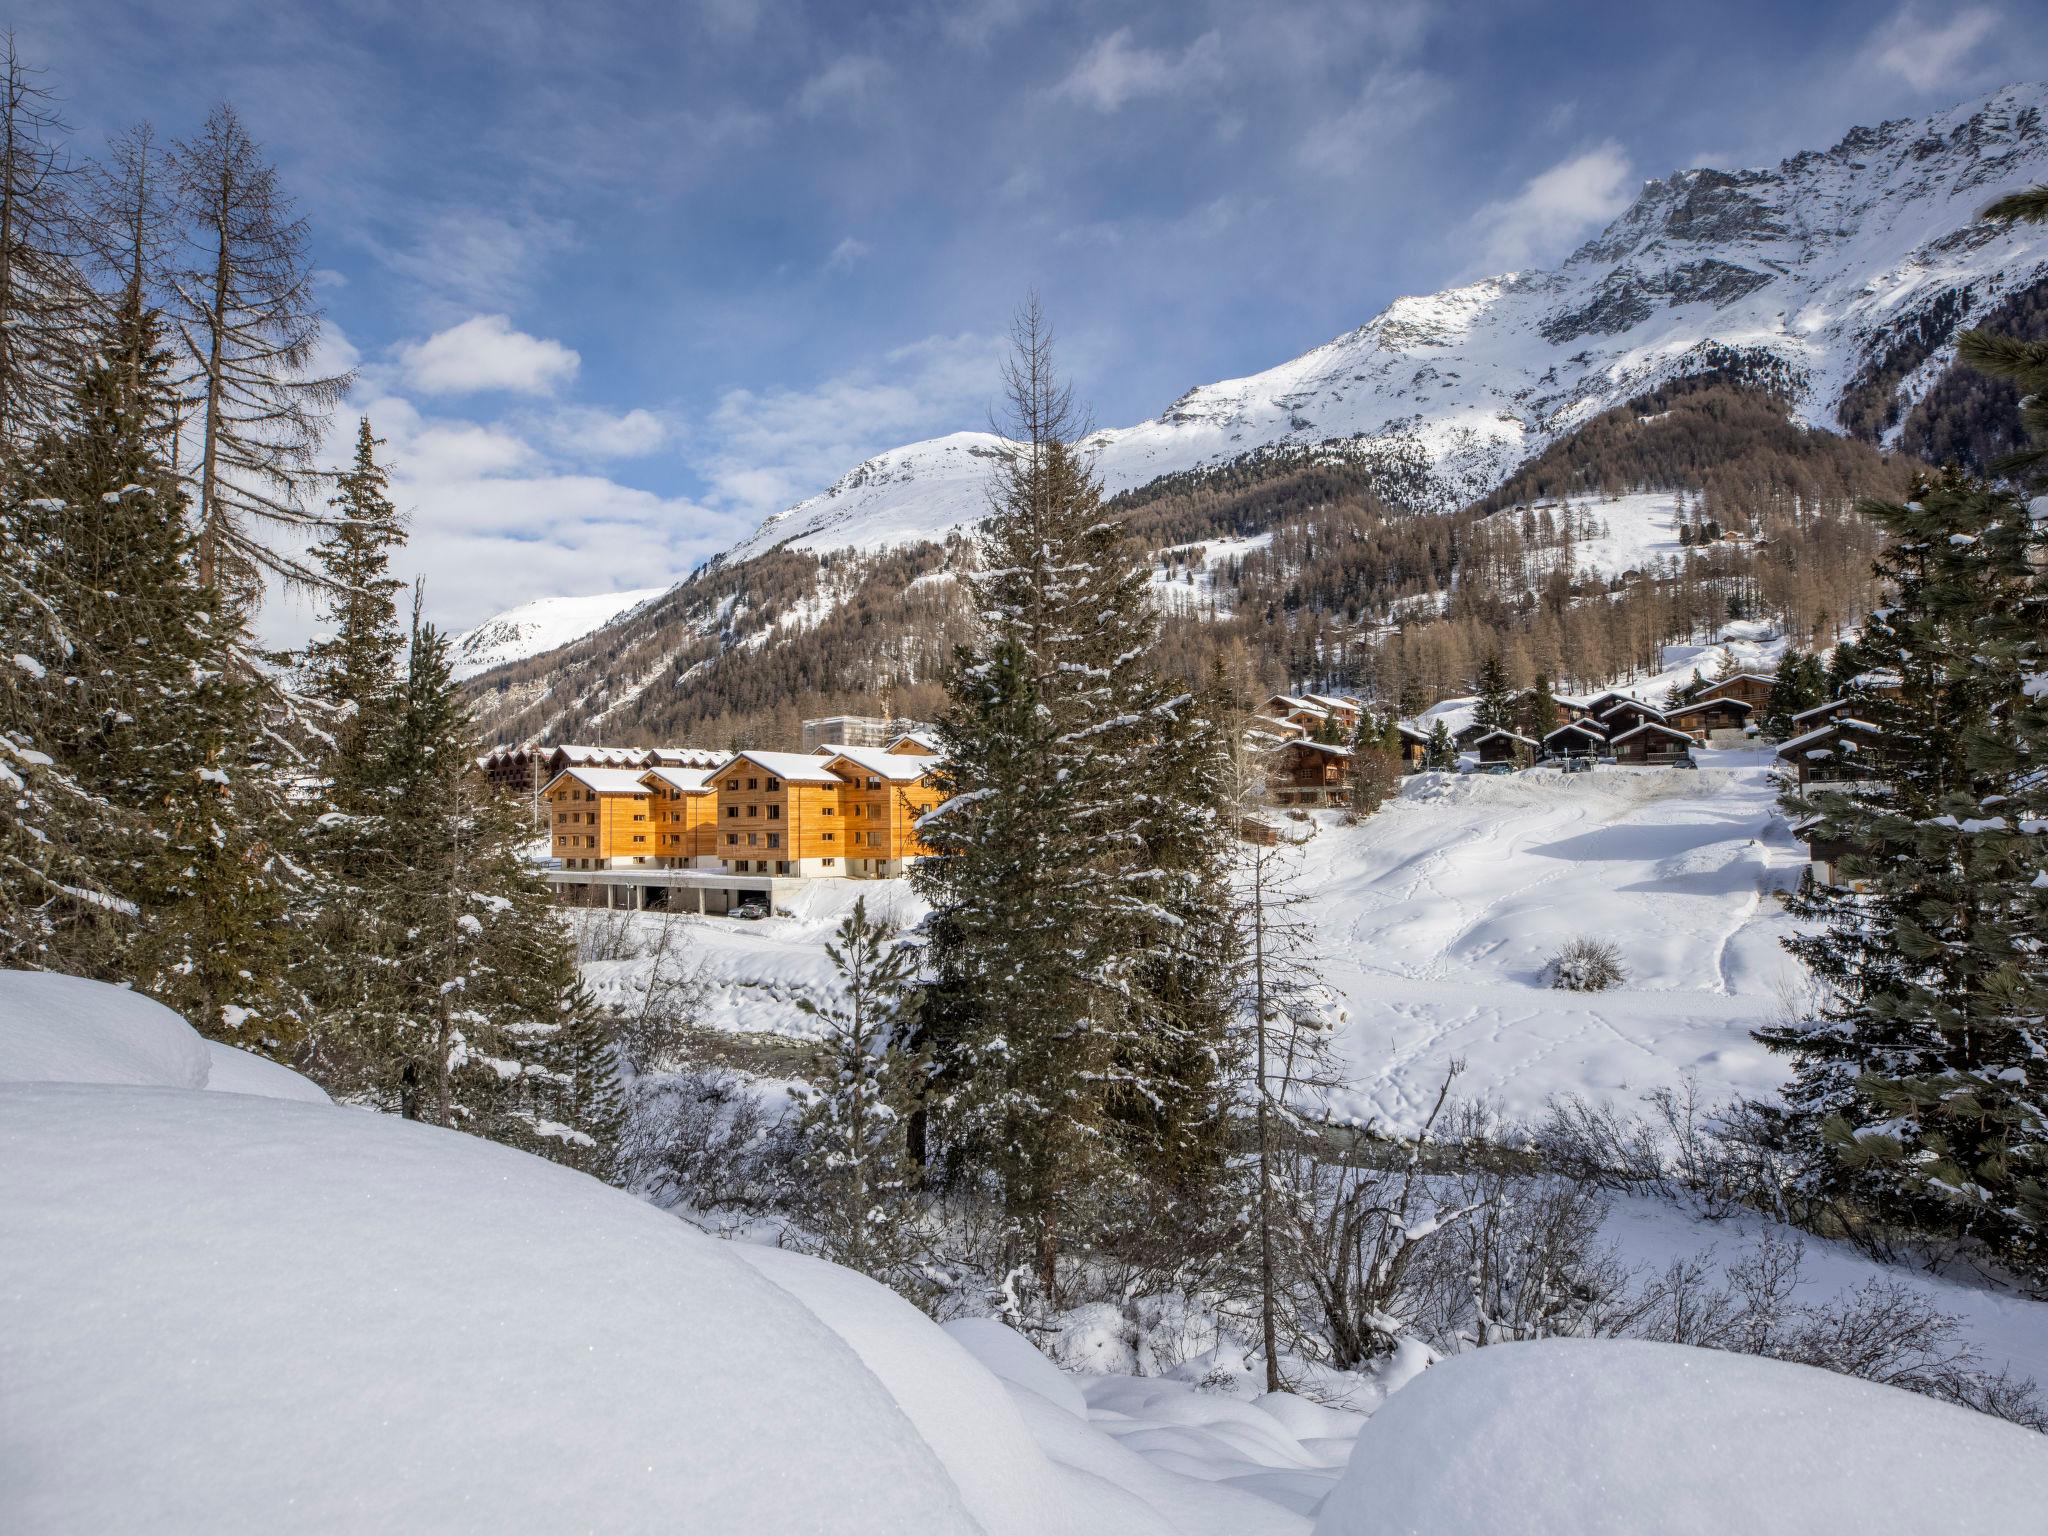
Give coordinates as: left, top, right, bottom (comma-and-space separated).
1315, 1337, 2048, 1536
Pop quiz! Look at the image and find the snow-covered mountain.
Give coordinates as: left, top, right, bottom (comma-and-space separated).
452, 588, 666, 680
724, 84, 2048, 564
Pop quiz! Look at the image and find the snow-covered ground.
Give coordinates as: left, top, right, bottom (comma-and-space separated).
9, 973, 2041, 1532
452, 586, 667, 679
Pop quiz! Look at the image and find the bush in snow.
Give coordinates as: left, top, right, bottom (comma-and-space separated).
1545, 935, 1627, 991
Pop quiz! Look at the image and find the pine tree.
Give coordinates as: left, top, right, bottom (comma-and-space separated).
1518, 671, 1557, 742
1349, 709, 1404, 815
171, 103, 353, 597
0, 39, 91, 448
915, 299, 1225, 1297
1423, 718, 1456, 770
1956, 185, 2048, 480
1472, 652, 1514, 732
1764, 471, 2048, 1282
791, 896, 925, 1279
351, 605, 621, 1174
1762, 648, 1828, 738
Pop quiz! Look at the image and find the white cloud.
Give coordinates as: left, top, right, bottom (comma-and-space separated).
378, 206, 577, 315
542, 405, 672, 460
1868, 5, 1999, 91
1468, 141, 1634, 275
796, 54, 888, 118
397, 315, 581, 396
826, 236, 871, 271
1295, 68, 1447, 175
1055, 27, 1222, 112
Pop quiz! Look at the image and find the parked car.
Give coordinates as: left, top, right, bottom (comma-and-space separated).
731, 899, 769, 920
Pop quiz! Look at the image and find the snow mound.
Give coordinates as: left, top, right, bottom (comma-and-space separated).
1316, 1338, 2048, 1536
203, 1040, 331, 1104
0, 970, 210, 1089
0, 1083, 984, 1534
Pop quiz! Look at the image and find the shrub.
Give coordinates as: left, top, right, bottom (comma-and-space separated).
1547, 936, 1627, 991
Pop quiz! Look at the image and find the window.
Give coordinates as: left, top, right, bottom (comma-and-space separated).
822, 857, 835, 867
766, 777, 781, 791
747, 833, 757, 847
867, 777, 880, 791
767, 805, 780, 820
822, 832, 835, 843
726, 833, 738, 846
822, 806, 835, 817
726, 779, 739, 791
747, 777, 758, 790
747, 804, 759, 818
632, 834, 645, 844
777, 860, 791, 875
725, 805, 738, 818
767, 833, 780, 849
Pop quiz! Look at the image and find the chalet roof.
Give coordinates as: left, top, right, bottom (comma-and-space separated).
885, 731, 943, 754
1669, 696, 1753, 716
1281, 740, 1353, 759
1609, 722, 1694, 747
1702, 672, 1777, 688
1776, 718, 1882, 758
1789, 699, 1847, 725
553, 744, 649, 768
641, 766, 714, 794
1543, 720, 1607, 743
823, 745, 944, 781
1395, 723, 1431, 744
707, 750, 843, 784
1246, 715, 1308, 740
1472, 730, 1538, 747
1265, 694, 1330, 718
1303, 693, 1360, 712
1849, 670, 1903, 690
1598, 697, 1667, 719
544, 766, 653, 796
647, 747, 725, 767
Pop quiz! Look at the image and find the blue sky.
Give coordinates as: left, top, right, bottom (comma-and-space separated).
18, 0, 2046, 637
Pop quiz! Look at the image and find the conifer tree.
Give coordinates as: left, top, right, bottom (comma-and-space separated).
1763, 648, 1828, 738
792, 896, 925, 1279
1957, 185, 2048, 479
171, 103, 352, 597
352, 604, 621, 1175
1472, 651, 1514, 732
1765, 470, 2048, 1282
1349, 709, 1404, 814
916, 299, 1230, 1297
1518, 671, 1557, 742
1423, 718, 1456, 770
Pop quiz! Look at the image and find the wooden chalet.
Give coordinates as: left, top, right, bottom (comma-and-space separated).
1262, 694, 1335, 732
1596, 698, 1668, 735
1472, 729, 1538, 766
1609, 721, 1695, 765
1542, 720, 1607, 759
1787, 698, 1848, 733
1775, 717, 1883, 788
1303, 694, 1365, 731
815, 745, 946, 877
1395, 723, 1431, 771
1245, 714, 1310, 745
1665, 696, 1752, 742
1696, 672, 1776, 710
1267, 740, 1352, 807
545, 766, 657, 870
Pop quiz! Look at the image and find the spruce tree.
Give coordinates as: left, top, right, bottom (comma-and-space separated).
1472, 652, 1514, 732
1765, 470, 2048, 1282
1518, 671, 1557, 742
791, 896, 925, 1280
1349, 709, 1404, 815
1423, 718, 1456, 770
352, 606, 621, 1175
915, 299, 1231, 1297
1763, 649, 1828, 738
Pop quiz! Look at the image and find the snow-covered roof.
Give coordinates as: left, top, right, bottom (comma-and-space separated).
1544, 720, 1607, 742
642, 767, 714, 794
1473, 730, 1538, 747
1789, 699, 1846, 724
708, 751, 843, 784
1596, 697, 1666, 720
822, 745, 944, 781
1303, 693, 1361, 712
1609, 722, 1694, 747
648, 747, 725, 767
1670, 696, 1753, 715
1702, 672, 1776, 687
1776, 718, 1882, 758
1246, 715, 1308, 739
1281, 740, 1354, 759
884, 731, 942, 754
1849, 670, 1902, 690
1395, 723, 1431, 744
545, 766, 654, 796
553, 745, 649, 767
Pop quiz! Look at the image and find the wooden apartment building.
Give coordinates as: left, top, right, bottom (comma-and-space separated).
545, 766, 657, 870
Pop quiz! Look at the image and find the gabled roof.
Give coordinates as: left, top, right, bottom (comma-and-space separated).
707, 750, 842, 785
1395, 723, 1431, 744
885, 731, 942, 754
1280, 739, 1353, 759
647, 747, 725, 767
1598, 697, 1667, 720
1303, 693, 1360, 712
1789, 699, 1847, 724
1246, 715, 1308, 739
1472, 729, 1538, 747
641, 766, 714, 794
823, 745, 944, 781
544, 766, 654, 796
1543, 720, 1607, 743
552, 744, 649, 768
1776, 718, 1882, 758
1610, 722, 1694, 747
1669, 696, 1753, 716
1265, 694, 1330, 718
1701, 672, 1777, 688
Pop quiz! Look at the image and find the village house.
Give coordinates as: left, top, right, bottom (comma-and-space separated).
1302, 694, 1365, 731
1542, 720, 1607, 760
1472, 729, 1538, 766
1266, 740, 1352, 807
1665, 696, 1753, 743
1696, 672, 1776, 711
1609, 721, 1696, 765
708, 746, 947, 878
1246, 714, 1311, 744
1261, 694, 1337, 734
1596, 697, 1668, 736
1775, 717, 1884, 788
1395, 722, 1431, 770
544, 766, 658, 870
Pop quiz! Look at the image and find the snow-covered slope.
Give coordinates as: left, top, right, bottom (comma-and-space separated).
452, 587, 666, 680
726, 85, 2048, 564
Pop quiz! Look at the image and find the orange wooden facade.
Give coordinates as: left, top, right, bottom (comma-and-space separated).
544, 767, 657, 868
641, 767, 719, 865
